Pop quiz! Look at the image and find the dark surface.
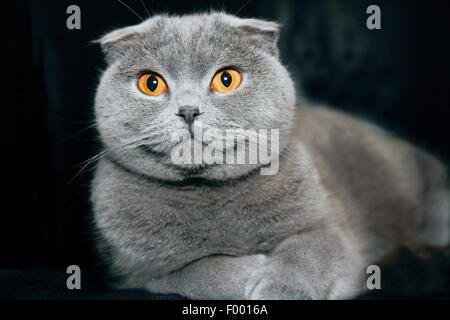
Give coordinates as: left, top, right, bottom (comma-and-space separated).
1, 0, 449, 299
0, 248, 449, 299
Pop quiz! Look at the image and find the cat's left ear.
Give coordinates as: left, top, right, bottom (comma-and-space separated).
221, 15, 281, 57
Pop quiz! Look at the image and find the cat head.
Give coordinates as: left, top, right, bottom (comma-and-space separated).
94, 12, 296, 182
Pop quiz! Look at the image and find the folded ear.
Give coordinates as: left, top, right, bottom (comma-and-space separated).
92, 17, 160, 64
220, 14, 281, 57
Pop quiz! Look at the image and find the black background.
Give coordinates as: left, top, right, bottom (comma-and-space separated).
1, 0, 449, 299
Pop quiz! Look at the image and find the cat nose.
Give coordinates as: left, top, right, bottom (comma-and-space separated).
175, 106, 202, 134
176, 106, 201, 123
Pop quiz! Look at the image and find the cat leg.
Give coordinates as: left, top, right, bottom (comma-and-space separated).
413, 150, 450, 247
145, 253, 268, 299
245, 226, 366, 300
146, 225, 365, 300
419, 189, 450, 247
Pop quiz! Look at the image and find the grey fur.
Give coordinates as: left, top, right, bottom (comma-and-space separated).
91, 12, 449, 299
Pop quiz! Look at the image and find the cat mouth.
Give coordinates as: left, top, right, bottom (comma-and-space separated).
136, 133, 249, 172
137, 144, 221, 170
138, 145, 167, 158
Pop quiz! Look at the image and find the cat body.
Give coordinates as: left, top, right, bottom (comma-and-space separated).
91, 12, 449, 299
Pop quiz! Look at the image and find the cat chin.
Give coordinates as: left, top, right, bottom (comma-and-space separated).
142, 163, 263, 183
109, 150, 262, 183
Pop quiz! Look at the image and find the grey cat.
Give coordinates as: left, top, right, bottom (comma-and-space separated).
91, 12, 449, 299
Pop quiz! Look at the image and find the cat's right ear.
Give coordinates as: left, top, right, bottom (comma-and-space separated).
92, 18, 159, 64
93, 26, 141, 64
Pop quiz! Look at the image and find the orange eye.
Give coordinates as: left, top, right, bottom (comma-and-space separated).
211, 69, 242, 92
138, 73, 168, 96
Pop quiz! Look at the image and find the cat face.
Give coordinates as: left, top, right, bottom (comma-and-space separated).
94, 12, 296, 181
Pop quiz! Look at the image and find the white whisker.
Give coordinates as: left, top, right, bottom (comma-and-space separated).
117, 0, 145, 22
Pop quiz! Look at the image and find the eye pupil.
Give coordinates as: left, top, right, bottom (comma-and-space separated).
221, 71, 232, 87
147, 75, 158, 92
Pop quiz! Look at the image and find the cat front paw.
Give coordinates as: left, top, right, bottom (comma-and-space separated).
245, 270, 313, 300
